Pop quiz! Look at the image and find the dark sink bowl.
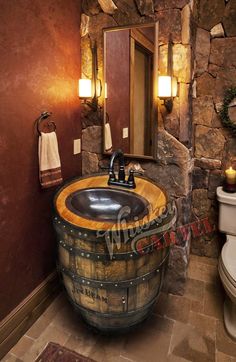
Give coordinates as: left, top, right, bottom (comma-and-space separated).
66, 187, 149, 222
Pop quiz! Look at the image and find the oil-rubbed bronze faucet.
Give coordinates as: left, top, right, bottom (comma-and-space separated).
108, 150, 141, 189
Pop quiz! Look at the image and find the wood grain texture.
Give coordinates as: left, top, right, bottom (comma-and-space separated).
55, 174, 172, 331
130, 28, 155, 53
130, 36, 135, 155
59, 245, 168, 330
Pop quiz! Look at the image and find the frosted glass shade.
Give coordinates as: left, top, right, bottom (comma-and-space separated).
171, 77, 178, 97
96, 80, 102, 97
104, 82, 108, 99
78, 79, 92, 98
158, 76, 178, 98
158, 76, 171, 97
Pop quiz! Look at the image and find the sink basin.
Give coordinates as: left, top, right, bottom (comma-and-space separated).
65, 187, 149, 222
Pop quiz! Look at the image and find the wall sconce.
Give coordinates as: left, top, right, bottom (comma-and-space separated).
78, 41, 101, 111
104, 82, 108, 99
157, 34, 178, 113
78, 79, 92, 98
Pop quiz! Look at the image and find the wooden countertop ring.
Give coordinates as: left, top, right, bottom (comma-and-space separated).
54, 174, 168, 232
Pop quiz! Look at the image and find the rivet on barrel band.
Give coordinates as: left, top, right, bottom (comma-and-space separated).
59, 256, 168, 290
54, 177, 173, 331
59, 239, 167, 261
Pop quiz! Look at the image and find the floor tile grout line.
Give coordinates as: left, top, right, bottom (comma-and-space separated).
189, 310, 221, 321
167, 320, 176, 357
24, 334, 36, 341
203, 280, 207, 315
5, 261, 233, 362
213, 318, 217, 362
9, 351, 19, 358
119, 354, 136, 362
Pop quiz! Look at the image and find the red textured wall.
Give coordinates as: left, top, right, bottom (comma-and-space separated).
0, 0, 81, 321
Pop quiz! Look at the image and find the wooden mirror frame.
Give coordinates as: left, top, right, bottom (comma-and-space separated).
102, 21, 159, 161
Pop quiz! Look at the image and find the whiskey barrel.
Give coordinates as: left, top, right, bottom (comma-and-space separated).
53, 175, 175, 331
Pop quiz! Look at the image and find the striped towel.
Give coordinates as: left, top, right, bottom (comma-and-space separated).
38, 132, 63, 188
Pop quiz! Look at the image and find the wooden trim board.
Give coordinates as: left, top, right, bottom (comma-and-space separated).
130, 28, 155, 53
129, 35, 135, 154
0, 271, 60, 360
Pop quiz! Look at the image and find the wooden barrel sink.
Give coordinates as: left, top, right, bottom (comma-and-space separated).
53, 174, 175, 331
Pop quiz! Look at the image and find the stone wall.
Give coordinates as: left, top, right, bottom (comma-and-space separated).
80, 0, 236, 294
191, 0, 236, 257
80, 0, 193, 294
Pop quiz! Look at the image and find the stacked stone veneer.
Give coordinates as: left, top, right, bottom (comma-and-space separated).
80, 0, 236, 294
191, 0, 236, 258
80, 0, 193, 295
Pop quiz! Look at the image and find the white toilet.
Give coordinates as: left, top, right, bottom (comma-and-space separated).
217, 187, 236, 339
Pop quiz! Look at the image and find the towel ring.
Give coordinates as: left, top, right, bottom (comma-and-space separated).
36, 111, 56, 135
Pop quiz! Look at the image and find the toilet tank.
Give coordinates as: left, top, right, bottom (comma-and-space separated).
217, 187, 236, 236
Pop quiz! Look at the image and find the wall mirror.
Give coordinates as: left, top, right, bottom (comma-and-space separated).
103, 22, 159, 160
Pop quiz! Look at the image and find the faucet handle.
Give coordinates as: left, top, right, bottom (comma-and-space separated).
127, 169, 135, 187
127, 169, 144, 188
129, 169, 144, 176
108, 169, 116, 183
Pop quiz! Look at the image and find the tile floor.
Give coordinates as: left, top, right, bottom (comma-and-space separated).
2, 255, 236, 362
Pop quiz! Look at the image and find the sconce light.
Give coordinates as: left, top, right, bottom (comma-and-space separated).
78, 79, 92, 98
157, 34, 178, 113
78, 41, 101, 111
104, 82, 108, 99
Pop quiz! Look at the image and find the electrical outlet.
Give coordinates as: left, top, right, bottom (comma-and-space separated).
123, 127, 129, 139
73, 139, 81, 155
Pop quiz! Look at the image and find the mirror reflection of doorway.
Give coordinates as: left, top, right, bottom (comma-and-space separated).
131, 44, 153, 155
103, 22, 158, 159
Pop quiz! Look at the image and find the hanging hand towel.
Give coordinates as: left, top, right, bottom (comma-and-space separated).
105, 122, 113, 152
38, 132, 63, 188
